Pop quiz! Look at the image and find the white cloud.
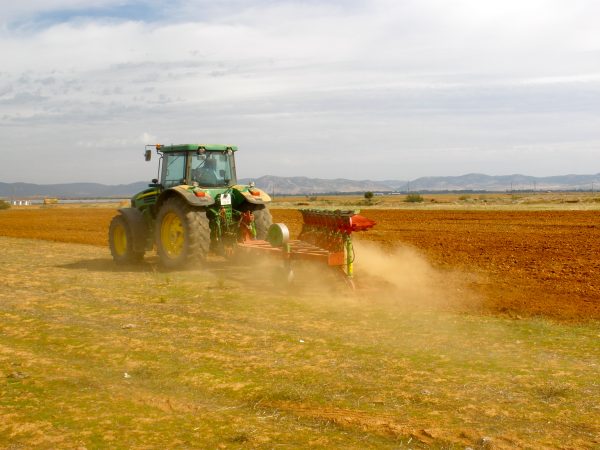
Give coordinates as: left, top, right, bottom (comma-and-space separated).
139, 132, 157, 144
0, 0, 599, 183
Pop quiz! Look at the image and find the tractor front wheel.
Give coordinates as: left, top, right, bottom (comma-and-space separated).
155, 197, 210, 269
109, 214, 144, 264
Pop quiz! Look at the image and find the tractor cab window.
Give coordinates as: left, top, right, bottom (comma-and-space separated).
162, 152, 186, 188
191, 151, 236, 187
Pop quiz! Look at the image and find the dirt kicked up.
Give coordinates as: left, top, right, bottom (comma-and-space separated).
0, 207, 599, 321
268, 209, 600, 322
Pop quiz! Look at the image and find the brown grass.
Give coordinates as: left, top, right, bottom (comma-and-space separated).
0, 236, 598, 448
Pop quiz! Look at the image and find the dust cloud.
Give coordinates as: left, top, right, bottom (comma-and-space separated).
241, 240, 479, 313
353, 241, 443, 301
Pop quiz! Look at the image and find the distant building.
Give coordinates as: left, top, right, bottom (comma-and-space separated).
12, 199, 31, 206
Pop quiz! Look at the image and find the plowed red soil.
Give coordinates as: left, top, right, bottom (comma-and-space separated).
272, 209, 600, 322
0, 207, 598, 321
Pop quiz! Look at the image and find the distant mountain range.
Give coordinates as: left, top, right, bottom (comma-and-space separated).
1, 173, 599, 198
0, 181, 149, 199
405, 173, 600, 192
237, 176, 402, 195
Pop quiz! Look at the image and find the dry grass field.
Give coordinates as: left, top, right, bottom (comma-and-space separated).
272, 192, 600, 211
0, 199, 599, 448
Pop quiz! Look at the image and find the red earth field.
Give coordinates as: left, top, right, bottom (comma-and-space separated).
258, 209, 600, 322
0, 207, 598, 321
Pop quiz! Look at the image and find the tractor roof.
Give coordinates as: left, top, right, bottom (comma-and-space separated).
159, 144, 238, 152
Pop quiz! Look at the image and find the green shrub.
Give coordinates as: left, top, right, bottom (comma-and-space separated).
0, 200, 10, 210
458, 194, 470, 201
405, 193, 424, 203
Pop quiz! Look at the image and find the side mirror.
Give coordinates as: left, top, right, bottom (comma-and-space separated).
219, 170, 226, 178
144, 149, 152, 161
152, 178, 158, 184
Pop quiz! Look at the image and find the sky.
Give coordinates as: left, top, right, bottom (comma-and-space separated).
1, 0, 599, 184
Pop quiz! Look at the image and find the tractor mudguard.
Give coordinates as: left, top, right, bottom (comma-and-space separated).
118, 207, 148, 253
232, 185, 272, 205
162, 186, 216, 208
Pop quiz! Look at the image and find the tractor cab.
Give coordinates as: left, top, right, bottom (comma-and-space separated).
190, 151, 235, 188
148, 144, 238, 189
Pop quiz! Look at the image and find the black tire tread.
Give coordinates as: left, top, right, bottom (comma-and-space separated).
109, 214, 144, 264
155, 197, 210, 268
251, 205, 272, 240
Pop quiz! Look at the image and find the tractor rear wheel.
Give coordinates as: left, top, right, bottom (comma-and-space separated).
155, 197, 210, 269
250, 204, 273, 240
109, 214, 144, 264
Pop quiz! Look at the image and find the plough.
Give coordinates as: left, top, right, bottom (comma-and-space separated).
237, 209, 376, 286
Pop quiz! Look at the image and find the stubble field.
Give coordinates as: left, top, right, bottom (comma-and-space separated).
0, 202, 599, 448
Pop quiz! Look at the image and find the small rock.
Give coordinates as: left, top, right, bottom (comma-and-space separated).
123, 372, 131, 379
7, 371, 28, 380
122, 323, 136, 329
299, 339, 305, 343
479, 436, 493, 448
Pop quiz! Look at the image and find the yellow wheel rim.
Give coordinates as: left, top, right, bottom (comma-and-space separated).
113, 222, 127, 255
160, 211, 184, 258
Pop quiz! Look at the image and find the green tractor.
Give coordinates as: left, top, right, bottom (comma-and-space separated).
108, 144, 272, 268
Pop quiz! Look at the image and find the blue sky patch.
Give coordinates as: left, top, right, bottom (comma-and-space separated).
23, 2, 167, 27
